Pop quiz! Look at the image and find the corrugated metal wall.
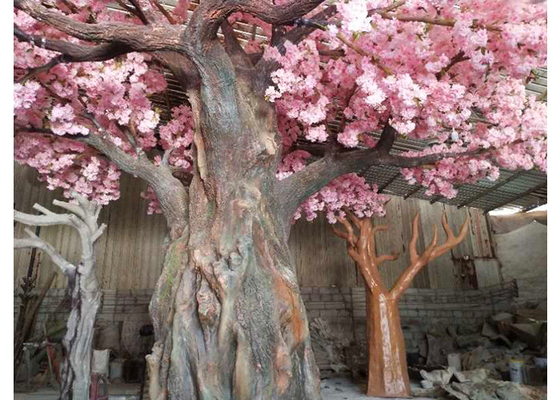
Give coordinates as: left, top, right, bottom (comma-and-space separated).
14, 164, 168, 290
15, 164, 500, 291
288, 196, 498, 290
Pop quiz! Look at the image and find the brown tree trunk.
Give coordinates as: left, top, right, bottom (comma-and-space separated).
366, 291, 410, 398
147, 202, 321, 399
145, 41, 322, 398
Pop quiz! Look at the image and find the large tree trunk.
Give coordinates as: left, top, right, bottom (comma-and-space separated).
145, 39, 322, 399
60, 267, 101, 400
147, 201, 320, 399
366, 291, 410, 398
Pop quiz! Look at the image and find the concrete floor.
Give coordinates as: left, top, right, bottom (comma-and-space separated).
15, 378, 433, 400
321, 377, 432, 400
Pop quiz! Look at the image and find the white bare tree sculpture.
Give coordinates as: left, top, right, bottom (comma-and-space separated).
14, 193, 106, 400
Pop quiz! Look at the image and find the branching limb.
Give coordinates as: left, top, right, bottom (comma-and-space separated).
15, 110, 189, 237
14, 192, 107, 279
15, 228, 76, 275
276, 122, 495, 223
80, 125, 189, 237
332, 209, 397, 294
221, 20, 252, 65
15, 26, 132, 62
15, 0, 186, 52
390, 213, 469, 300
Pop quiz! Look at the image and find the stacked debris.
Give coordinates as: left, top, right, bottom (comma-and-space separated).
309, 318, 350, 377
411, 308, 547, 399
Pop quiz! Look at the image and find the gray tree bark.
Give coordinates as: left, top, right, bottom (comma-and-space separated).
14, 193, 106, 400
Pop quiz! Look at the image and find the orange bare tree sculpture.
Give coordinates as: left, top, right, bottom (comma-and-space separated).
332, 211, 469, 397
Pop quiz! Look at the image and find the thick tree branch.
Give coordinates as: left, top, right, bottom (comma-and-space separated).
15, 229, 75, 274
275, 124, 492, 221
239, 0, 325, 25
79, 121, 189, 238
15, 118, 189, 237
15, 0, 186, 52
220, 20, 253, 67
15, 26, 132, 62
15, 26, 133, 82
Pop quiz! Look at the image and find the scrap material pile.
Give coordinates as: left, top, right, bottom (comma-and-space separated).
412, 308, 547, 399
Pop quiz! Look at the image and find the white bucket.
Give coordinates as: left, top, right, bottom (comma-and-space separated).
448, 353, 462, 371
509, 358, 525, 383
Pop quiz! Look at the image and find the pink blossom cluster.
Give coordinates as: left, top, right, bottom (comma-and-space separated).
297, 174, 389, 224
278, 152, 389, 223
264, 0, 546, 213
14, 0, 547, 219
159, 105, 195, 170
15, 134, 120, 204
14, 7, 172, 206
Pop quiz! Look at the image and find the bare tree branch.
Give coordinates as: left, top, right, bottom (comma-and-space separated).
15, 228, 75, 274
238, 0, 325, 25
15, 25, 132, 62
390, 213, 469, 300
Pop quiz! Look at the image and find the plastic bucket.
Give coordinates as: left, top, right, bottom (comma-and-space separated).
509, 358, 525, 383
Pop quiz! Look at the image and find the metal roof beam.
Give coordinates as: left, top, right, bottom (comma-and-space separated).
484, 181, 547, 214
457, 170, 526, 208
377, 172, 401, 193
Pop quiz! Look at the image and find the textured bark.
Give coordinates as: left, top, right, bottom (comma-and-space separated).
147, 208, 321, 400
332, 211, 469, 397
59, 267, 101, 400
14, 196, 106, 400
144, 39, 322, 397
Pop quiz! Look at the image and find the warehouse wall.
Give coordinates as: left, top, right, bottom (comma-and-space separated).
16, 282, 517, 373
493, 220, 547, 306
15, 164, 501, 291
289, 195, 499, 290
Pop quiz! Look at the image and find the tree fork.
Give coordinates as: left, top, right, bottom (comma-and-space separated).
333, 211, 469, 397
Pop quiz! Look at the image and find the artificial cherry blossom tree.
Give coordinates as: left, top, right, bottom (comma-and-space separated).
14, 193, 106, 400
332, 210, 468, 397
13, 0, 546, 398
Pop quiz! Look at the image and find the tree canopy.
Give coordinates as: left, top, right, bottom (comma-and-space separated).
14, 0, 547, 225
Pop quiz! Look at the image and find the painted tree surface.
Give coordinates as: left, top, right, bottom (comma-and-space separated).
13, 0, 546, 399
332, 210, 468, 397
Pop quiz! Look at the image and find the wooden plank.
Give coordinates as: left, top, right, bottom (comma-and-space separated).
468, 208, 494, 258
416, 200, 456, 289
443, 204, 475, 259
